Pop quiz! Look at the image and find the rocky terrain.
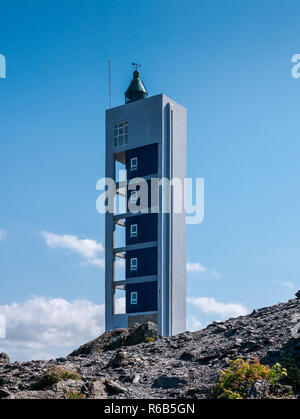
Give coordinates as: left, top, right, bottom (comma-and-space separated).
0, 293, 299, 399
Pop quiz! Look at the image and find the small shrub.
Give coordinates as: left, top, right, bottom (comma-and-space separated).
145, 337, 156, 343
268, 363, 287, 387
218, 389, 243, 399
67, 392, 84, 399
215, 358, 287, 399
36, 366, 81, 389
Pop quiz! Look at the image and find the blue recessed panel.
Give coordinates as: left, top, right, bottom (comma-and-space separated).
127, 179, 158, 213
126, 143, 158, 180
126, 214, 158, 245
126, 247, 157, 278
126, 281, 158, 313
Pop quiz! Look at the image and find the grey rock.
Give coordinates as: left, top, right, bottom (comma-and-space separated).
87, 378, 107, 399
222, 357, 231, 366
105, 379, 127, 395
224, 328, 237, 338
69, 321, 157, 356
152, 375, 187, 389
7, 379, 85, 399
180, 351, 195, 361
0, 388, 12, 398
196, 354, 215, 364
0, 353, 10, 364
125, 322, 157, 346
276, 385, 293, 396
7, 390, 58, 399
213, 324, 227, 333
132, 373, 141, 384
247, 380, 270, 399
108, 349, 128, 369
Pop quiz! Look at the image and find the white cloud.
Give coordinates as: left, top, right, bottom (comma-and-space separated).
114, 297, 125, 314
186, 263, 207, 273
0, 315, 6, 339
187, 315, 202, 332
0, 229, 7, 241
188, 297, 248, 319
211, 270, 221, 280
41, 231, 105, 268
80, 258, 105, 268
281, 282, 295, 289
186, 262, 221, 280
0, 296, 125, 362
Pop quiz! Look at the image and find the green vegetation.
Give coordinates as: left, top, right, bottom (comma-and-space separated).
267, 363, 288, 387
145, 337, 156, 343
215, 358, 287, 399
36, 365, 81, 389
280, 357, 300, 389
67, 392, 84, 399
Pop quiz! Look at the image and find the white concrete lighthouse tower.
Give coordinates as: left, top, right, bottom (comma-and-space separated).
105, 69, 186, 336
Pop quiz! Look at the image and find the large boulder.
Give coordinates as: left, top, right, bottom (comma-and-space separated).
69, 321, 158, 356
124, 322, 157, 346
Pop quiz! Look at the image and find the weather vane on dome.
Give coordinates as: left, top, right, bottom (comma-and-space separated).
125, 62, 148, 103
131, 62, 141, 71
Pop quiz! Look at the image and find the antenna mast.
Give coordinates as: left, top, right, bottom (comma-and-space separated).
108, 59, 112, 108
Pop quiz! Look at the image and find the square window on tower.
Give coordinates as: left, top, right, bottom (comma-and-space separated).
130, 224, 138, 238
130, 257, 138, 271
130, 157, 138, 171
130, 190, 138, 204
130, 291, 138, 305
113, 121, 129, 147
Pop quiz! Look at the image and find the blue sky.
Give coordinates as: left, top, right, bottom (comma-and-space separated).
1, 0, 300, 361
